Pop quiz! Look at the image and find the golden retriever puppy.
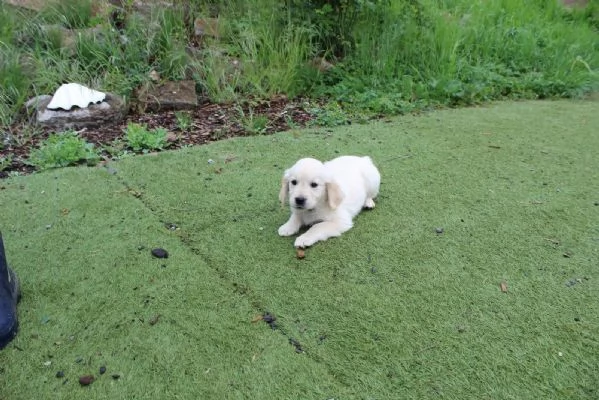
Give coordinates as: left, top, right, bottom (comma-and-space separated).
278, 156, 381, 248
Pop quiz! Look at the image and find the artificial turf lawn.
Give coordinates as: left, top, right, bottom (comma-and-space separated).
1, 100, 598, 399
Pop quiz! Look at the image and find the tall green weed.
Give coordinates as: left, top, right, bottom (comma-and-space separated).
326, 0, 598, 110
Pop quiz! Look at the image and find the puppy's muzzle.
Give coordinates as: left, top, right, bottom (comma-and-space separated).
294, 196, 306, 208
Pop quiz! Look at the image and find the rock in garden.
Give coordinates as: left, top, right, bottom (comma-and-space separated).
26, 89, 127, 130
136, 80, 198, 112
134, 80, 198, 112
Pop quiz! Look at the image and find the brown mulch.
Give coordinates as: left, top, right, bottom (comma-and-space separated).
0, 97, 316, 178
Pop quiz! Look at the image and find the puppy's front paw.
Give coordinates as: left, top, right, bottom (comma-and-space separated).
294, 234, 316, 248
278, 222, 299, 237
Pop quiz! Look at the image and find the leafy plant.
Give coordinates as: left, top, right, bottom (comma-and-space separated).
28, 131, 99, 170
285, 0, 392, 56
309, 102, 350, 127
175, 111, 193, 132
125, 123, 169, 152
0, 154, 13, 171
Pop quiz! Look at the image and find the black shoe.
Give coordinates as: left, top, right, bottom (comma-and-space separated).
0, 233, 20, 349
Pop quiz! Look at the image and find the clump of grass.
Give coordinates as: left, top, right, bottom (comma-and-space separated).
39, 0, 96, 29
235, 106, 270, 135
28, 131, 99, 170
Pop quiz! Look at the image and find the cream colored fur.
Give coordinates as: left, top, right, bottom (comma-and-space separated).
278, 156, 381, 248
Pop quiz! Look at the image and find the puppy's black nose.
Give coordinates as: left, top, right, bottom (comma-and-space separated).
294, 196, 306, 207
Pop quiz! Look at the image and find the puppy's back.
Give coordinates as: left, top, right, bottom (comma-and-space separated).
325, 155, 380, 202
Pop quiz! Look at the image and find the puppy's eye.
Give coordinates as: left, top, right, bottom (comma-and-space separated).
310, 182, 318, 188
290, 179, 298, 186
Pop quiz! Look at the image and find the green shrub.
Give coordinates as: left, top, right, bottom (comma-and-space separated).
0, 154, 13, 172
309, 102, 350, 127
175, 111, 193, 132
285, 0, 392, 56
125, 123, 169, 152
28, 131, 99, 170
318, 0, 599, 109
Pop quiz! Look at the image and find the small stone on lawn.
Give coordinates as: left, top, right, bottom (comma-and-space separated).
151, 248, 168, 258
79, 375, 95, 386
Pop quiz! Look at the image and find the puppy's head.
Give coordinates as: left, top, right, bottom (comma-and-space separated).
279, 158, 343, 211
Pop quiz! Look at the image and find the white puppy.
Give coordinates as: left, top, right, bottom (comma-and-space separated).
278, 155, 381, 248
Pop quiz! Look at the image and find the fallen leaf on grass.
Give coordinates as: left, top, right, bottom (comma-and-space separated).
128, 189, 143, 198
500, 281, 508, 293
251, 315, 263, 323
224, 155, 237, 163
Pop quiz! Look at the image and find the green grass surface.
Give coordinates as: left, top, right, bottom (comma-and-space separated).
1, 100, 598, 399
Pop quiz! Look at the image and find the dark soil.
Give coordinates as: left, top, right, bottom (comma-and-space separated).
1, 96, 316, 178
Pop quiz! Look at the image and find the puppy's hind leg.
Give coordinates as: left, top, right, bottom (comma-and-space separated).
362, 157, 380, 210
363, 198, 376, 209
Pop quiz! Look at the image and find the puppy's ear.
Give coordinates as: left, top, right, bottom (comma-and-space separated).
278, 174, 289, 206
326, 181, 344, 210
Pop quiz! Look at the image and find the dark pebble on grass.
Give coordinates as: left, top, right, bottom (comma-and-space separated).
164, 222, 177, 231
79, 375, 95, 386
435, 227, 444, 234
151, 248, 168, 258
289, 338, 304, 353
99, 366, 106, 375
56, 371, 65, 378
263, 313, 277, 329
